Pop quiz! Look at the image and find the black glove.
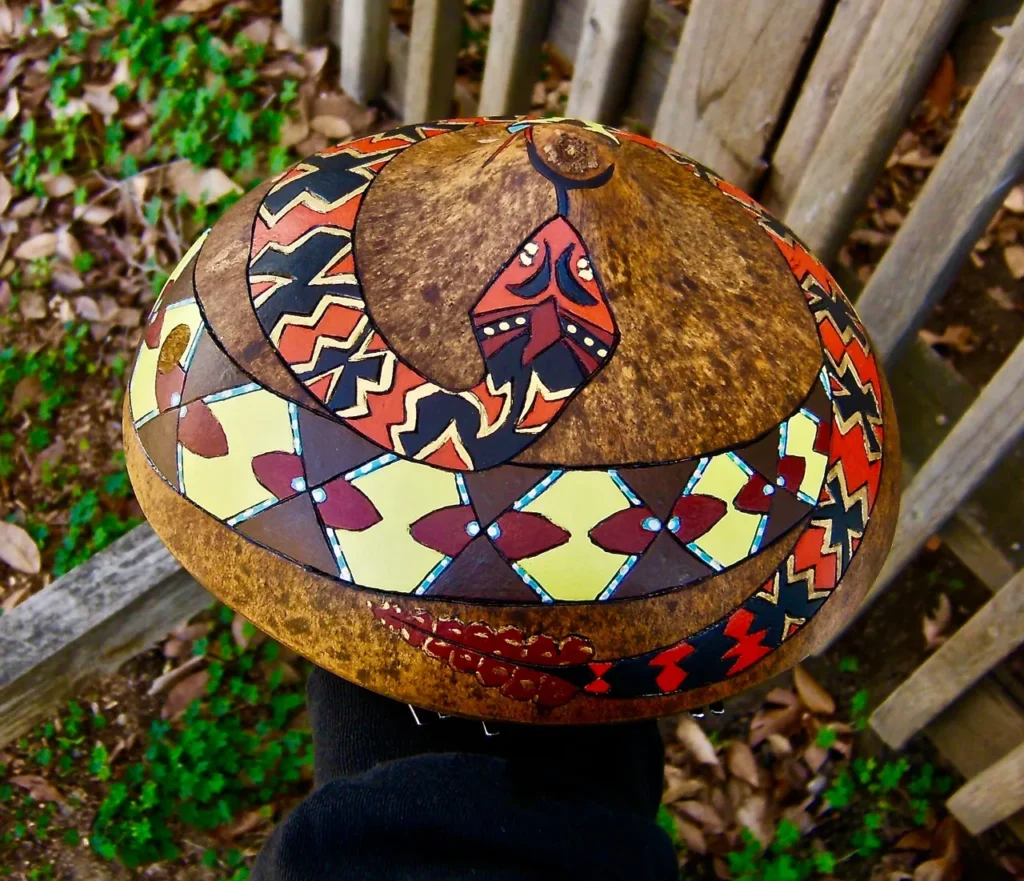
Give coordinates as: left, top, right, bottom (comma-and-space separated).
252, 667, 677, 881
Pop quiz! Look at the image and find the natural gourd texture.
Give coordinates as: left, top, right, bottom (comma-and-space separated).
125, 118, 898, 722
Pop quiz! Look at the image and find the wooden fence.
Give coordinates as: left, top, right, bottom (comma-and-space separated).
2, 0, 1024, 840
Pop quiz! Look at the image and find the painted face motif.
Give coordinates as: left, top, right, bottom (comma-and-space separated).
470, 215, 618, 396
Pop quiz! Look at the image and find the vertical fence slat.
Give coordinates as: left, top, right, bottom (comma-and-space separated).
478, 0, 552, 117
782, 0, 969, 261
948, 741, 1024, 835
564, 0, 647, 123
340, 0, 391, 104
871, 570, 1024, 749
404, 0, 463, 122
865, 337, 1024, 609
652, 0, 827, 191
855, 8, 1024, 364
762, 0, 885, 213
282, 0, 331, 47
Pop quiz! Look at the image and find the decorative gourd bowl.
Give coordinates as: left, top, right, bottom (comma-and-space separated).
124, 117, 899, 724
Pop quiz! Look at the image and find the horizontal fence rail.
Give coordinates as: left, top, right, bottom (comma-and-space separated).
0, 526, 207, 748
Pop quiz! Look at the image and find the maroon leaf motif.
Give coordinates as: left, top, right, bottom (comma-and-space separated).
777, 456, 806, 493
670, 494, 726, 544
491, 510, 570, 561
155, 365, 185, 412
372, 603, 592, 708
315, 476, 382, 531
589, 507, 659, 555
178, 402, 228, 458
410, 505, 477, 557
144, 307, 165, 349
251, 451, 305, 500
733, 472, 772, 514
813, 419, 831, 455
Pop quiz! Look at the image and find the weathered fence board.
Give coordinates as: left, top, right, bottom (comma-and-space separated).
282, 0, 330, 46
855, 8, 1024, 364
871, 570, 1024, 749
0, 526, 208, 748
884, 336, 1024, 580
404, 0, 463, 122
340, 0, 391, 104
948, 740, 1024, 834
653, 0, 827, 190
762, 0, 884, 213
564, 0, 647, 123
783, 0, 969, 261
864, 337, 1024, 609
928, 678, 1024, 839
477, 0, 552, 116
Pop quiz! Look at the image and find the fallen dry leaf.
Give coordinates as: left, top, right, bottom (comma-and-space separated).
0, 173, 11, 215
923, 593, 952, 649
1004, 185, 1024, 215
1, 586, 31, 612
914, 858, 957, 881
1004, 244, 1024, 280
10, 775, 66, 804
662, 765, 704, 804
176, 0, 231, 11
766, 733, 793, 756
19, 292, 47, 320
918, 325, 976, 354
726, 741, 761, 788
31, 437, 67, 481
11, 375, 43, 415
73, 295, 102, 322
149, 655, 205, 697
303, 46, 329, 79
986, 286, 1019, 311
803, 742, 829, 773
310, 114, 353, 141
671, 814, 707, 854
735, 793, 773, 848
167, 161, 242, 206
793, 665, 835, 716
676, 717, 720, 767
924, 52, 956, 119
14, 232, 58, 260
162, 637, 191, 659
42, 173, 76, 198
895, 828, 933, 851
83, 84, 119, 118
676, 799, 727, 835
217, 807, 271, 842
172, 621, 211, 642
749, 705, 801, 747
160, 669, 209, 718
73, 204, 116, 225
0, 521, 41, 574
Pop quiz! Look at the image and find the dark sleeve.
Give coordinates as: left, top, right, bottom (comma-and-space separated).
250, 669, 678, 881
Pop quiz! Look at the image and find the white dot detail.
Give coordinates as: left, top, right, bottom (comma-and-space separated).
466, 521, 481, 537
519, 253, 533, 266
498, 321, 510, 331
597, 348, 608, 358
762, 484, 775, 496
484, 326, 496, 336
312, 487, 327, 503
524, 242, 540, 255
583, 337, 594, 347
291, 476, 307, 492
566, 324, 578, 334
515, 316, 526, 326
170, 392, 181, 406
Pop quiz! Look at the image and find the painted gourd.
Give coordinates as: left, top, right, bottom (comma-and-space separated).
124, 117, 900, 723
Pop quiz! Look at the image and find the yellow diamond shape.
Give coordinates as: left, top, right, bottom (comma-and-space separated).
515, 471, 632, 602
